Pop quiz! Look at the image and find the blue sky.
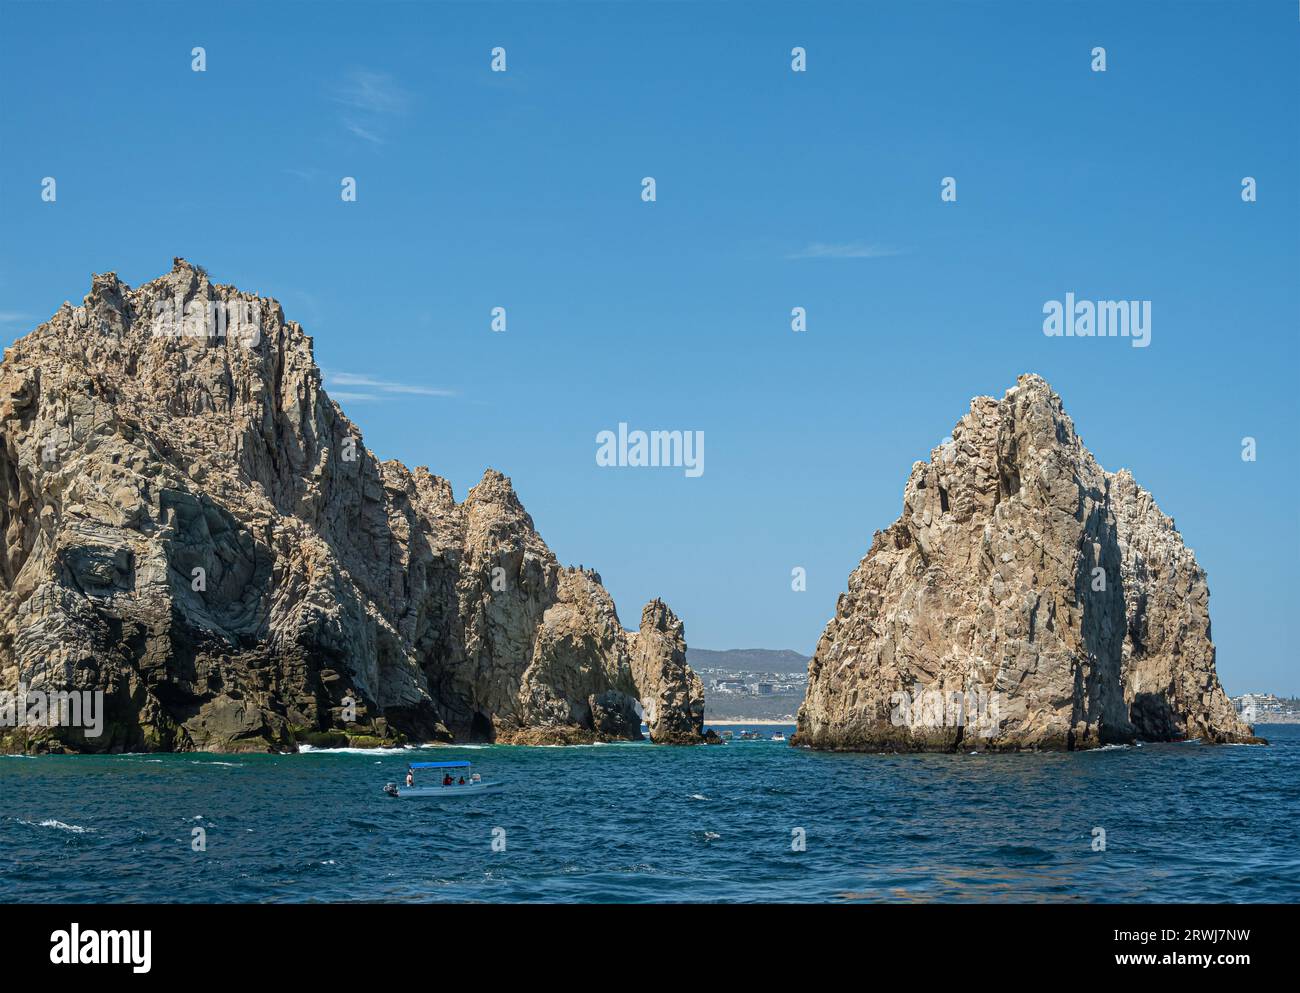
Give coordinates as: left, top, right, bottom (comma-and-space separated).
1, 1, 1296, 693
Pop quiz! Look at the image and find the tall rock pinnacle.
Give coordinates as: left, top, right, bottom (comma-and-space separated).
793, 374, 1259, 751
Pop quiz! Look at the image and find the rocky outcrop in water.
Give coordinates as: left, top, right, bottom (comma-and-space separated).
0, 260, 708, 752
793, 374, 1259, 752
630, 599, 708, 744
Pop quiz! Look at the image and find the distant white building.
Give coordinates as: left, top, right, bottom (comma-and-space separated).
1232, 693, 1285, 722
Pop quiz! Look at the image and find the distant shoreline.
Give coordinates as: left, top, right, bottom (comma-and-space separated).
705, 719, 796, 727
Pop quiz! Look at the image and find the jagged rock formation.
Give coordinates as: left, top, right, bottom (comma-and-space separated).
630, 599, 707, 744
794, 374, 1260, 752
0, 260, 708, 753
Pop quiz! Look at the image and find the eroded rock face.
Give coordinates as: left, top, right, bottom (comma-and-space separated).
0, 260, 708, 752
793, 374, 1258, 752
630, 599, 707, 743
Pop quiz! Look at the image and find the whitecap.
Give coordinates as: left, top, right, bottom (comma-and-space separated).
296, 745, 413, 756
414, 743, 490, 750
20, 819, 94, 834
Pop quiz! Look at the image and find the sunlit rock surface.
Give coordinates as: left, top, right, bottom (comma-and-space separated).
0, 260, 707, 752
794, 375, 1259, 752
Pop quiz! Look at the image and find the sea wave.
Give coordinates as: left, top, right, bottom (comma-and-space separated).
19, 819, 94, 834
2, 724, 1294, 903
296, 745, 415, 756
406, 743, 492, 750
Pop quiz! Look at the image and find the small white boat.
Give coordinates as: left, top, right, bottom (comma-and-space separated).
770, 733, 786, 742
384, 760, 503, 799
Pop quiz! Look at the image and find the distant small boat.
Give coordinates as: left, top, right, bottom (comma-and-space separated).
770, 733, 786, 742
383, 760, 503, 799
737, 730, 762, 741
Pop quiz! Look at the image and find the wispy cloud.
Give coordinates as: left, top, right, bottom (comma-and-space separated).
345, 122, 383, 145
787, 242, 906, 260
0, 311, 32, 325
324, 371, 456, 401
332, 70, 411, 145
334, 70, 411, 115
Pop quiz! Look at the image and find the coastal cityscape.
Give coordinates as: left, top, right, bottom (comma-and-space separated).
689, 649, 808, 722
1231, 694, 1300, 725
692, 650, 1300, 729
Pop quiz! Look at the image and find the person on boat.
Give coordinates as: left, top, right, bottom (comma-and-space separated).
443, 773, 453, 786
458, 776, 466, 785
405, 769, 414, 788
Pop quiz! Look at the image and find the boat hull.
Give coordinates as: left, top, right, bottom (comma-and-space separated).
388, 781, 504, 799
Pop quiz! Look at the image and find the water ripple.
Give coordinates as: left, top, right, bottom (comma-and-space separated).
1, 725, 1296, 902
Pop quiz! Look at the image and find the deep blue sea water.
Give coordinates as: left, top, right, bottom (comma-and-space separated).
3, 723, 1298, 903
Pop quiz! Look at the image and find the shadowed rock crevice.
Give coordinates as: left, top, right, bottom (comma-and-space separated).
793, 374, 1260, 752
0, 261, 708, 753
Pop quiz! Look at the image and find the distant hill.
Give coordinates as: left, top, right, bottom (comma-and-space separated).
687, 648, 810, 673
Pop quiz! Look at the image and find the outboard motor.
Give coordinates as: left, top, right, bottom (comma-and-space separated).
383, 782, 399, 797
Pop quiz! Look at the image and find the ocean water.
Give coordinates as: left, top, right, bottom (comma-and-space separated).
2, 723, 1297, 903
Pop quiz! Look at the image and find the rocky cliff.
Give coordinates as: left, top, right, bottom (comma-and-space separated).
793, 374, 1259, 752
0, 260, 708, 752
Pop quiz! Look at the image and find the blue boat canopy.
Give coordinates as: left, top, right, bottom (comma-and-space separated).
409, 761, 471, 769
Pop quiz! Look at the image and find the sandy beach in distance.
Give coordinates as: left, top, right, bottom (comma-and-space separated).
706, 719, 796, 726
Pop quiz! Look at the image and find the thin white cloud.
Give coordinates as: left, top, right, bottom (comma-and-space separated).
0, 311, 32, 324
325, 371, 457, 400
334, 70, 411, 115
787, 242, 905, 260
332, 70, 411, 145
345, 122, 383, 145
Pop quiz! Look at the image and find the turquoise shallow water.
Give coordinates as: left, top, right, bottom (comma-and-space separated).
2, 723, 1297, 903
